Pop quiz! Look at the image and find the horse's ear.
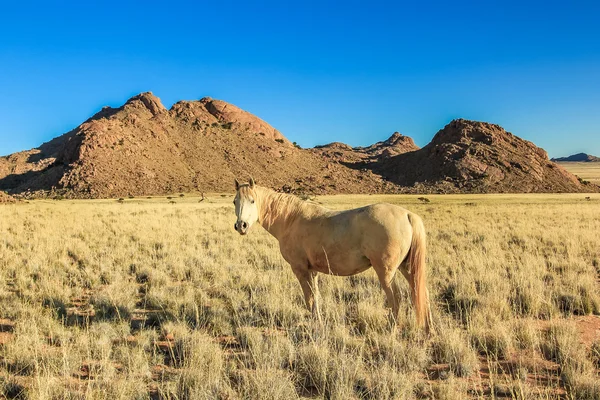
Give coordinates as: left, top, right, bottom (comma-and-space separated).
249, 177, 255, 188
235, 179, 240, 190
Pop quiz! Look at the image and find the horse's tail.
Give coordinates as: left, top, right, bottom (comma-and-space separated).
406, 212, 432, 333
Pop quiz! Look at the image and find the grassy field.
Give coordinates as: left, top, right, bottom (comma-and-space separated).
0, 193, 599, 399
558, 162, 600, 185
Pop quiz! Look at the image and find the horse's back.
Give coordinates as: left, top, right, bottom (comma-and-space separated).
343, 203, 412, 232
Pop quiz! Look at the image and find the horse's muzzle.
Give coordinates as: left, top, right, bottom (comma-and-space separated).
234, 221, 248, 235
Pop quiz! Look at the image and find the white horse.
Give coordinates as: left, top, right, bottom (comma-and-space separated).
233, 178, 432, 331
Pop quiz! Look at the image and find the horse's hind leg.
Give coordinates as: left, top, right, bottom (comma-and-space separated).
292, 268, 322, 322
372, 263, 400, 322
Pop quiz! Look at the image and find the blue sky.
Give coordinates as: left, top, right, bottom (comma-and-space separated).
1, 1, 599, 158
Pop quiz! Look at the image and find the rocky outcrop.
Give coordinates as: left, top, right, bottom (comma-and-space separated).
0, 93, 391, 198
313, 132, 419, 163
374, 119, 595, 193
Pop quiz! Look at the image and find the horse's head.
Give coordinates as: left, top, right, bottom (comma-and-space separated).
233, 178, 258, 235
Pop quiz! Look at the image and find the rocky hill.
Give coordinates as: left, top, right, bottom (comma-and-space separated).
372, 119, 595, 193
0, 94, 596, 197
0, 93, 394, 198
312, 132, 419, 164
551, 153, 600, 162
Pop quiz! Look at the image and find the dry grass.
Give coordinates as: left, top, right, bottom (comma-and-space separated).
558, 162, 600, 185
0, 192, 599, 399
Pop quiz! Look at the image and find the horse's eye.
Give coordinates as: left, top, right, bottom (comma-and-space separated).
251, 200, 255, 204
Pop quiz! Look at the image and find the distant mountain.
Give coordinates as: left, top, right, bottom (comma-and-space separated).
551, 153, 600, 162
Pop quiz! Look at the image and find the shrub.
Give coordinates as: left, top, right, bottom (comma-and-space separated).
431, 328, 479, 377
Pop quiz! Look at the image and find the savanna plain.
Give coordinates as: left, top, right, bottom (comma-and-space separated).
0, 191, 599, 400
558, 162, 600, 185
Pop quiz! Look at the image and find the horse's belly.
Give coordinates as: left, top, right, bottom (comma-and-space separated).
308, 251, 370, 276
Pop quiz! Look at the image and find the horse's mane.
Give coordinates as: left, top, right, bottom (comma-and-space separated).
254, 186, 326, 230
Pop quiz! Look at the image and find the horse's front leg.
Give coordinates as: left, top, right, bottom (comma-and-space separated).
292, 268, 322, 322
